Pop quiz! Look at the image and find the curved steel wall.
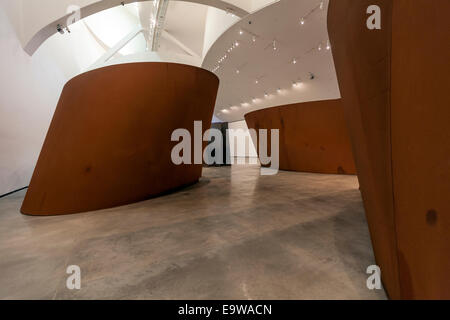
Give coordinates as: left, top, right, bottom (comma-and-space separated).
329, 0, 450, 299
21, 63, 219, 216
244, 99, 356, 175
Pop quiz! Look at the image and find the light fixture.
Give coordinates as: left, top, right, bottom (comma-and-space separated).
236, 69, 240, 74
235, 41, 239, 47
318, 43, 322, 51
239, 30, 243, 35
57, 24, 65, 34
293, 58, 297, 64
264, 92, 269, 98
273, 40, 277, 50
221, 109, 229, 114
320, 1, 324, 10
255, 79, 259, 84
252, 97, 257, 103
252, 36, 256, 42
293, 79, 303, 88
300, 18, 305, 25
326, 40, 331, 50
277, 88, 282, 93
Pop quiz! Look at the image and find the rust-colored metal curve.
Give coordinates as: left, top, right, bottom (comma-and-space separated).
328, 0, 450, 299
21, 63, 219, 216
245, 99, 356, 175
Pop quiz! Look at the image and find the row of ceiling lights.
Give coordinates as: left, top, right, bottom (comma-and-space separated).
218, 38, 331, 116
215, 0, 330, 116
219, 75, 314, 115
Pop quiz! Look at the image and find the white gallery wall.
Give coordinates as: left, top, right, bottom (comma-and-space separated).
0, 2, 67, 195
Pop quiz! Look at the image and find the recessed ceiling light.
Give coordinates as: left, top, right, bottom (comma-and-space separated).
293, 80, 303, 88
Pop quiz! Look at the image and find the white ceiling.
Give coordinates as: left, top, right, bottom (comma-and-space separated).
82, 1, 210, 58
164, 1, 209, 57
202, 0, 341, 122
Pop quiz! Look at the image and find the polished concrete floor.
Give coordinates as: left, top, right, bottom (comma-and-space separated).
0, 165, 386, 300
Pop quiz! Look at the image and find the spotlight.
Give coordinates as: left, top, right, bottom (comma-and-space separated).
57, 24, 65, 34
293, 79, 303, 88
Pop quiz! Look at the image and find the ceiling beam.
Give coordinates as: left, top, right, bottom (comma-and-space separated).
161, 30, 200, 58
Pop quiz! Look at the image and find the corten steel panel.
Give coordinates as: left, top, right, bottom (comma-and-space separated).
21, 63, 219, 216
328, 0, 450, 299
244, 99, 356, 175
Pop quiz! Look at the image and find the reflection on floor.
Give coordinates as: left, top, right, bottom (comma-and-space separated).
0, 165, 386, 300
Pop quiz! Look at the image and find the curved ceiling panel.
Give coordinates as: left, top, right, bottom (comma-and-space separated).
23, 0, 250, 55
202, 0, 341, 122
